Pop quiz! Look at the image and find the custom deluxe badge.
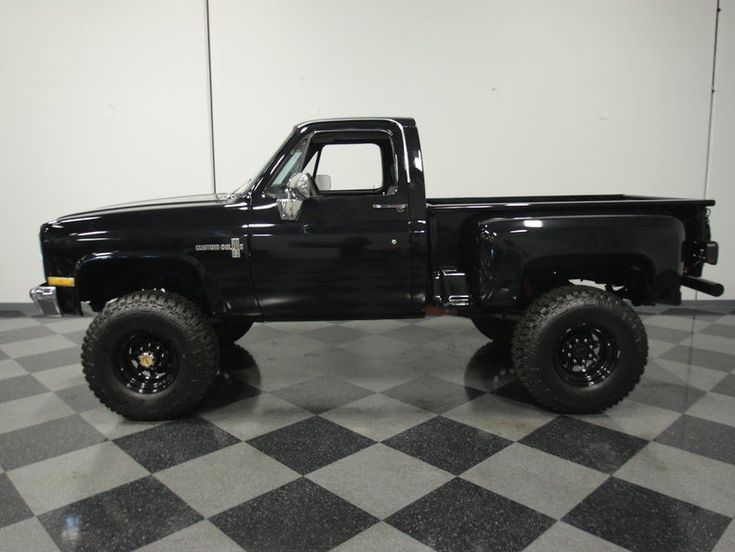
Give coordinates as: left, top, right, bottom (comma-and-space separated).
195, 238, 243, 258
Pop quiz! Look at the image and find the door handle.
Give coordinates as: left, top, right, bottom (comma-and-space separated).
372, 203, 407, 213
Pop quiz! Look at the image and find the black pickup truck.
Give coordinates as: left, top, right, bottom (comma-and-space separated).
31, 118, 722, 420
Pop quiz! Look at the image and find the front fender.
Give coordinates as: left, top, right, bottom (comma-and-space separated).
74, 251, 224, 314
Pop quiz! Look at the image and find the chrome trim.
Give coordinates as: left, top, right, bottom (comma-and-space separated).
277, 197, 303, 221
373, 203, 407, 213
29, 285, 62, 317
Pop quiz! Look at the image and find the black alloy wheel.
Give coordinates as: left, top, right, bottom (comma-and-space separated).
117, 332, 179, 394
554, 323, 620, 387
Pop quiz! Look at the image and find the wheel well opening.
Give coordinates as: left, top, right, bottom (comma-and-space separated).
521, 254, 656, 306
77, 258, 212, 313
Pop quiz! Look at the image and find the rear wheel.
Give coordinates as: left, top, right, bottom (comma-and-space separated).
511, 285, 647, 414
81, 290, 219, 420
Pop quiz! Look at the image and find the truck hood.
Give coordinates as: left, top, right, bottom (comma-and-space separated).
56, 193, 230, 221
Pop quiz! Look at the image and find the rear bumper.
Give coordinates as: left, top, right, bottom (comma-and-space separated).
29, 285, 62, 317
681, 275, 725, 297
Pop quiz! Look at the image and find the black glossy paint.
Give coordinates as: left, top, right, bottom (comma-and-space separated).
474, 214, 685, 306
37, 118, 721, 319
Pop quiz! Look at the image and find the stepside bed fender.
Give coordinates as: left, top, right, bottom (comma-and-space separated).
472, 214, 685, 307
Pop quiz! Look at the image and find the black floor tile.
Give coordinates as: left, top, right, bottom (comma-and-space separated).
384, 417, 510, 475
39, 476, 202, 552
656, 415, 735, 465
660, 346, 735, 373
0, 474, 33, 528
273, 375, 372, 414
383, 376, 484, 414
212, 478, 377, 552
521, 416, 647, 473
113, 417, 239, 472
0, 325, 53, 345
564, 478, 730, 552
55, 384, 101, 413
16, 347, 81, 372
248, 416, 374, 474
387, 478, 553, 552
629, 378, 707, 412
711, 373, 735, 398
0, 374, 48, 404
0, 415, 105, 470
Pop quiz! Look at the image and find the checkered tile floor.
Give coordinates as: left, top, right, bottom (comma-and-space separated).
1, 304, 734, 552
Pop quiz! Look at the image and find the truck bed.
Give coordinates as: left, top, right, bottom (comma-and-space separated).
426, 194, 715, 307
427, 194, 714, 210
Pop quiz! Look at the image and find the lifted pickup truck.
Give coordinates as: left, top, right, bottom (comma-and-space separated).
31, 118, 722, 420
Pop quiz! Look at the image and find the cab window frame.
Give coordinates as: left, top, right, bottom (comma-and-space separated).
263, 129, 398, 199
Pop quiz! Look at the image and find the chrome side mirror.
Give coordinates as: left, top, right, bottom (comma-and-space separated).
287, 172, 315, 200
277, 172, 314, 221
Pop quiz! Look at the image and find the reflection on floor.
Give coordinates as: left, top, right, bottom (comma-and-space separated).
0, 304, 734, 552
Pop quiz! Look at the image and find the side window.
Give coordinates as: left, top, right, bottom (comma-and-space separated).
315, 143, 383, 192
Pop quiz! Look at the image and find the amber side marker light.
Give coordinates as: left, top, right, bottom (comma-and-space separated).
47, 277, 75, 287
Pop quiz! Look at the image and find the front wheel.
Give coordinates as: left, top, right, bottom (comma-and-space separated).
81, 290, 220, 420
511, 285, 647, 414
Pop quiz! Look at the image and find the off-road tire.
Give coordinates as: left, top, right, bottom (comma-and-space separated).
214, 320, 253, 345
511, 285, 647, 414
81, 290, 220, 420
471, 317, 515, 344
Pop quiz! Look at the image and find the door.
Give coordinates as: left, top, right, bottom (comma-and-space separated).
248, 128, 413, 319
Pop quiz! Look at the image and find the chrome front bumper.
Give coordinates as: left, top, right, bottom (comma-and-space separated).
29, 285, 62, 316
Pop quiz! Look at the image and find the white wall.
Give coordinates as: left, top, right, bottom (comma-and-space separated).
0, 0, 213, 302
209, 0, 715, 199
1, 0, 732, 301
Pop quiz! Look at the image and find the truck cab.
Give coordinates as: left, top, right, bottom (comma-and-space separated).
243, 118, 426, 320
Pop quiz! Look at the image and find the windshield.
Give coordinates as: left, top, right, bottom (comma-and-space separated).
228, 131, 303, 199
267, 137, 310, 198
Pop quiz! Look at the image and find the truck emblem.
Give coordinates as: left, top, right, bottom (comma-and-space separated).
230, 238, 242, 258
195, 239, 244, 258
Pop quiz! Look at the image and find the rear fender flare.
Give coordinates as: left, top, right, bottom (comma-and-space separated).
473, 214, 684, 306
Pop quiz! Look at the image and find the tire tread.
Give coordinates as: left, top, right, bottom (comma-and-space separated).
511, 285, 648, 413
81, 290, 219, 420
